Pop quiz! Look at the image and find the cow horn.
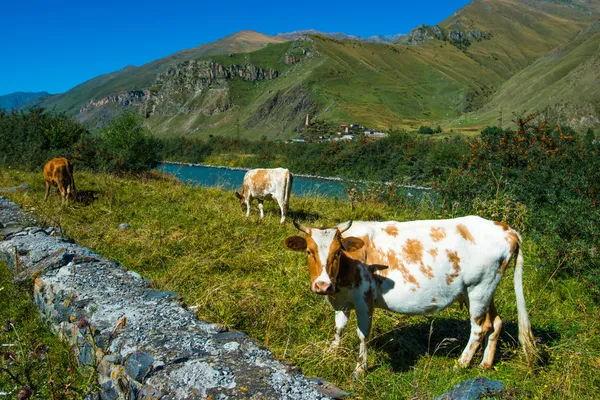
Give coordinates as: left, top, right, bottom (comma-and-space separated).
293, 220, 310, 234
338, 220, 353, 233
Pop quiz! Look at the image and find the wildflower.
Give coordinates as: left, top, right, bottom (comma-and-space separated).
17, 386, 32, 400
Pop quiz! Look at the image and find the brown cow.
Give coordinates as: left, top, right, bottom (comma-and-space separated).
43, 158, 76, 202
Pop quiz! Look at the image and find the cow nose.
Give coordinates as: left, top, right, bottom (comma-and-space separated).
313, 281, 334, 295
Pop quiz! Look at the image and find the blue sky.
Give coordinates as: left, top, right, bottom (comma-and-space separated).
1, 0, 470, 95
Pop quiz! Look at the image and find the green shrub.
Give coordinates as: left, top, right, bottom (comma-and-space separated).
97, 112, 160, 172
0, 108, 87, 170
418, 125, 434, 135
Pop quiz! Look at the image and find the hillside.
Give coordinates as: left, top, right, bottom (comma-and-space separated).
26, 0, 600, 136
435, 0, 599, 78
461, 21, 600, 130
0, 91, 50, 110
32, 31, 287, 115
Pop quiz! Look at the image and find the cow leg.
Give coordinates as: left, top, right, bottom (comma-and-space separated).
245, 197, 251, 218
353, 301, 373, 377
275, 195, 286, 224
44, 181, 50, 201
480, 300, 502, 369
258, 200, 264, 221
57, 183, 67, 203
329, 310, 350, 352
458, 296, 494, 368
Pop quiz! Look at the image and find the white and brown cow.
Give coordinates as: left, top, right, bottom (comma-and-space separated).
285, 216, 539, 375
235, 168, 293, 224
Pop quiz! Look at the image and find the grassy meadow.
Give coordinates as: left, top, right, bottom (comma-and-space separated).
0, 169, 599, 399
0, 261, 96, 399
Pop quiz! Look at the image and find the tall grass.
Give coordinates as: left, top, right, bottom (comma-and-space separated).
0, 169, 599, 399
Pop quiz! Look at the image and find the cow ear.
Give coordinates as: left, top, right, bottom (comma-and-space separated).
235, 191, 242, 199
342, 237, 364, 252
285, 236, 307, 252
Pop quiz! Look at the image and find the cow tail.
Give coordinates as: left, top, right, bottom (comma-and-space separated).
513, 234, 540, 367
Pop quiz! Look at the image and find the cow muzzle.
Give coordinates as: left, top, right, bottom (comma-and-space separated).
312, 281, 334, 295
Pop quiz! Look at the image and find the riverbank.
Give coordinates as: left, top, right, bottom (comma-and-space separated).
161, 161, 433, 191
1, 169, 599, 399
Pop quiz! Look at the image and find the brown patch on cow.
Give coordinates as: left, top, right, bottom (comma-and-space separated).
456, 224, 476, 244
494, 221, 510, 231
304, 236, 323, 283
498, 231, 521, 274
420, 265, 434, 279
432, 297, 437, 303
252, 170, 269, 193
445, 250, 461, 285
474, 300, 496, 337
384, 224, 399, 237
506, 232, 521, 254
336, 253, 363, 289
430, 227, 446, 242
403, 239, 424, 264
388, 250, 420, 289
428, 248, 438, 261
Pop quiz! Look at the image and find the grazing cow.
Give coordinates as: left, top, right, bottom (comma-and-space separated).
43, 157, 76, 202
285, 217, 539, 375
235, 168, 293, 224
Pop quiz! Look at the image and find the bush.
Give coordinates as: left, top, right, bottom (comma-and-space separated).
440, 117, 600, 292
0, 108, 87, 170
97, 112, 160, 172
418, 125, 434, 135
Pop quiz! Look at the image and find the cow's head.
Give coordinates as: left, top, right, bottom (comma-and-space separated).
285, 220, 364, 295
234, 188, 245, 206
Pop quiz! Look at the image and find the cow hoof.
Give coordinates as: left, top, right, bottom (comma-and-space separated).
352, 364, 366, 379
479, 362, 493, 370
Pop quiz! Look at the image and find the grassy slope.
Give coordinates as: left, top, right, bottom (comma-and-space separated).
439, 0, 596, 79
0, 262, 94, 398
460, 21, 600, 128
1, 169, 599, 399
26, 1, 600, 138
34, 31, 287, 115
147, 0, 600, 138
147, 36, 505, 138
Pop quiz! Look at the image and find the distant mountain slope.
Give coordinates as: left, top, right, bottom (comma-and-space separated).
0, 91, 50, 110
23, 0, 600, 137
276, 29, 405, 43
465, 21, 600, 130
141, 35, 505, 138
33, 31, 287, 114
404, 0, 599, 79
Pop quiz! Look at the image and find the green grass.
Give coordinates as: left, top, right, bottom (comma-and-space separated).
0, 261, 95, 399
1, 169, 599, 399
462, 21, 600, 130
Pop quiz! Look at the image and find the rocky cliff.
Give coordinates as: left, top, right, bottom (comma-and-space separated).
79, 60, 279, 121
403, 24, 491, 49
146, 61, 278, 117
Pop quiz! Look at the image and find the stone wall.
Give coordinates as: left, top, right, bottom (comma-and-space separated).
0, 196, 345, 399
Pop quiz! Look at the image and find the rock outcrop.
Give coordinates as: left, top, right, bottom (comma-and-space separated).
0, 196, 345, 400
79, 61, 279, 119
79, 91, 150, 114
146, 60, 278, 117
403, 24, 491, 49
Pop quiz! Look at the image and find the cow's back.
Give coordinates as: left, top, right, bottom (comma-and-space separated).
44, 158, 69, 181
340, 216, 519, 313
244, 168, 289, 197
